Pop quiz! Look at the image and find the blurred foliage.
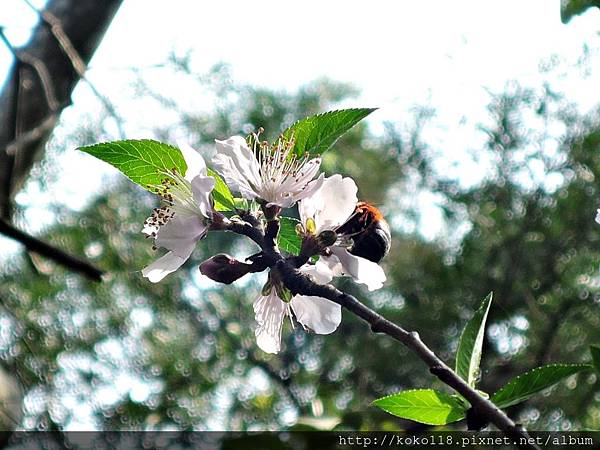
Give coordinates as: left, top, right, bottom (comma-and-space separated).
0, 60, 599, 434
561, 0, 600, 23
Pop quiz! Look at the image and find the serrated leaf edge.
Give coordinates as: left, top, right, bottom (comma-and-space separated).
78, 139, 187, 190
282, 108, 377, 156
490, 363, 592, 408
372, 389, 466, 425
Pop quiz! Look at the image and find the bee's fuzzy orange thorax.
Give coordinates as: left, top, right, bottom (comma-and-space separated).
356, 201, 384, 222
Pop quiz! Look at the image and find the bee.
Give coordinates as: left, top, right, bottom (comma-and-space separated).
335, 201, 391, 263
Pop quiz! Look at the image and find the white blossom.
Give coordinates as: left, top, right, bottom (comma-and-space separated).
253, 262, 341, 354
299, 174, 386, 291
141, 143, 215, 282
212, 136, 323, 208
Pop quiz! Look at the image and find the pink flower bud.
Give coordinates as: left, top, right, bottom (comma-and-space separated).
199, 254, 252, 284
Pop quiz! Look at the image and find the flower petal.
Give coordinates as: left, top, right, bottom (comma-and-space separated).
316, 175, 358, 232
191, 175, 215, 218
155, 215, 206, 256
327, 247, 386, 291
596, 208, 600, 225
282, 173, 325, 210
253, 290, 286, 354
291, 295, 341, 335
299, 259, 333, 285
262, 157, 322, 208
178, 141, 207, 181
276, 157, 322, 197
299, 175, 357, 233
142, 251, 191, 283
213, 137, 261, 200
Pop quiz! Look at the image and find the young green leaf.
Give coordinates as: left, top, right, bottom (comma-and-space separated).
78, 140, 187, 191
455, 292, 493, 388
372, 389, 466, 425
491, 364, 592, 409
207, 168, 235, 211
590, 345, 600, 375
278, 217, 302, 256
281, 108, 376, 157
233, 198, 249, 210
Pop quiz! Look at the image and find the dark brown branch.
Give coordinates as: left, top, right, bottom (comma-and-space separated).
0, 218, 103, 282
223, 218, 265, 249
23, 0, 126, 138
224, 222, 541, 450
0, 29, 59, 113
5, 115, 58, 156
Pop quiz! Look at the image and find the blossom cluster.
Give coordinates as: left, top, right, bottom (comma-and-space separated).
141, 134, 388, 353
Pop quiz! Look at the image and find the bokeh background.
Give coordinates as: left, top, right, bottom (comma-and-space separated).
0, 0, 599, 433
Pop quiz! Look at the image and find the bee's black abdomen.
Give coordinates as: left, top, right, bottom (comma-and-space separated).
350, 220, 391, 263
336, 201, 391, 263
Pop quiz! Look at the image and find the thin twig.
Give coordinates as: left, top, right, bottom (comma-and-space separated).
0, 29, 59, 113
0, 218, 103, 282
225, 219, 541, 450
22, 0, 126, 139
5, 115, 58, 156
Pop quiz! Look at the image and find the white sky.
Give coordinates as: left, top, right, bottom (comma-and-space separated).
0, 0, 599, 249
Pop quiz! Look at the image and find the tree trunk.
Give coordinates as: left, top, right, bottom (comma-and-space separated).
0, 0, 123, 218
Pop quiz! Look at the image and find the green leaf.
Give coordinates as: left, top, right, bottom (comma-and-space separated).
590, 345, 600, 374
207, 168, 235, 211
233, 198, 249, 210
455, 292, 493, 388
372, 389, 466, 425
560, 0, 600, 24
281, 108, 376, 157
78, 140, 187, 191
278, 217, 302, 256
491, 364, 592, 409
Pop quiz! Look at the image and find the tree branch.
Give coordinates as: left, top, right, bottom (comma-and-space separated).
224, 221, 541, 450
0, 218, 103, 282
22, 0, 126, 139
0, 0, 123, 218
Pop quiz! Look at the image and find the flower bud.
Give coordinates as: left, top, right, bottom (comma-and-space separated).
199, 254, 252, 284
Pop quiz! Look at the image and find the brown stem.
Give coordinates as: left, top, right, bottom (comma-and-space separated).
0, 218, 103, 282
223, 221, 541, 450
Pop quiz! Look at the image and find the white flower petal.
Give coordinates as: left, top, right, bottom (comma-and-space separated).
299, 178, 324, 225
142, 251, 190, 283
155, 215, 206, 256
316, 175, 358, 232
213, 137, 261, 199
291, 295, 341, 335
327, 247, 386, 291
596, 208, 600, 225
212, 153, 259, 200
191, 175, 215, 218
298, 174, 357, 233
285, 173, 325, 210
299, 259, 333, 285
253, 290, 287, 354
178, 141, 207, 181
277, 157, 322, 194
